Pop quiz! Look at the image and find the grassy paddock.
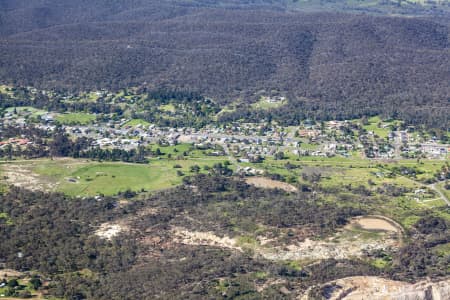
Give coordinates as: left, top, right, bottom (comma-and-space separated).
159, 104, 176, 112
55, 113, 96, 125
251, 96, 287, 110
122, 118, 151, 127
1, 158, 227, 197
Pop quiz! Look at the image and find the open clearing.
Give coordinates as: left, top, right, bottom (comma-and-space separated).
304, 276, 450, 300
245, 177, 297, 192
122, 118, 151, 127
55, 112, 96, 125
172, 227, 242, 252
0, 158, 224, 196
171, 215, 401, 262
243, 157, 449, 229
0, 163, 57, 191
349, 216, 402, 233
251, 96, 286, 110
95, 223, 128, 240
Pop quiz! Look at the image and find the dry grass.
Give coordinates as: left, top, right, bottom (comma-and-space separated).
245, 177, 297, 192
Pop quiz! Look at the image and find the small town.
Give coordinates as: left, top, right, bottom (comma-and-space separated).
1, 1, 450, 298
1, 102, 448, 162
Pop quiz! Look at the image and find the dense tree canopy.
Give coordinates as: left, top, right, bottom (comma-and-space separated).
0, 2, 449, 127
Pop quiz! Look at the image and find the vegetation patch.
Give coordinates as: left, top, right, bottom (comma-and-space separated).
0, 158, 225, 196
55, 112, 96, 125
245, 177, 298, 192
159, 103, 176, 112
251, 96, 287, 110
122, 118, 151, 127
0, 212, 13, 225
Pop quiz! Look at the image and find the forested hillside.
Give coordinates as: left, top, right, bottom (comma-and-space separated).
1, 175, 449, 299
0, 0, 449, 125
288, 0, 450, 16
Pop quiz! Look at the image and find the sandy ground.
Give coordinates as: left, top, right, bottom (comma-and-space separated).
259, 236, 397, 261
171, 215, 400, 262
172, 227, 243, 251
348, 216, 401, 233
301, 276, 450, 300
245, 177, 298, 192
95, 223, 128, 240
0, 269, 23, 278
1, 164, 56, 191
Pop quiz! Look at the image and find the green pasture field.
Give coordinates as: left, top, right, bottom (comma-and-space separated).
0, 157, 228, 197
149, 143, 229, 162
159, 103, 176, 112
55, 113, 96, 125
5, 106, 47, 116
0, 84, 14, 96
122, 118, 151, 127
239, 156, 449, 227
0, 152, 447, 229
436, 182, 450, 200
251, 97, 286, 110
362, 116, 391, 139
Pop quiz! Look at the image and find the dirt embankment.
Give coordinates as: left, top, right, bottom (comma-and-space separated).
171, 215, 403, 262
245, 177, 298, 192
353, 218, 398, 232
0, 269, 23, 278
302, 276, 450, 300
95, 223, 128, 240
1, 163, 56, 191
171, 227, 243, 252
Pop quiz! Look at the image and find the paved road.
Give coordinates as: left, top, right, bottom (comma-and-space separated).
429, 183, 450, 206
218, 142, 238, 166
385, 171, 450, 207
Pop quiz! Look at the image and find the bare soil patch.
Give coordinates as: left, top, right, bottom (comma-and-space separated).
0, 269, 23, 278
304, 276, 450, 300
245, 177, 297, 192
95, 222, 128, 240
171, 227, 242, 252
349, 217, 400, 233
1, 163, 56, 191
260, 236, 397, 261
170, 221, 399, 262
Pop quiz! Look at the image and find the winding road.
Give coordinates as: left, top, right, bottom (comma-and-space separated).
429, 183, 450, 206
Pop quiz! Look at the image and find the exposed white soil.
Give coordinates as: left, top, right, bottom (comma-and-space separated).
172, 227, 242, 251
0, 269, 23, 278
245, 177, 298, 192
1, 164, 56, 191
300, 276, 450, 300
95, 223, 128, 240
171, 216, 401, 261
259, 235, 396, 261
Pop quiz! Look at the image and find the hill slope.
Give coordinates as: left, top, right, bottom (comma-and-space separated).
0, 1, 449, 126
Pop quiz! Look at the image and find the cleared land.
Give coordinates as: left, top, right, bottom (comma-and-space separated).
122, 118, 151, 127
250, 97, 286, 110
159, 104, 176, 112
308, 276, 450, 300
361, 116, 395, 139
55, 112, 96, 125
95, 222, 128, 240
352, 217, 400, 233
0, 158, 226, 196
172, 215, 402, 262
245, 177, 297, 192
